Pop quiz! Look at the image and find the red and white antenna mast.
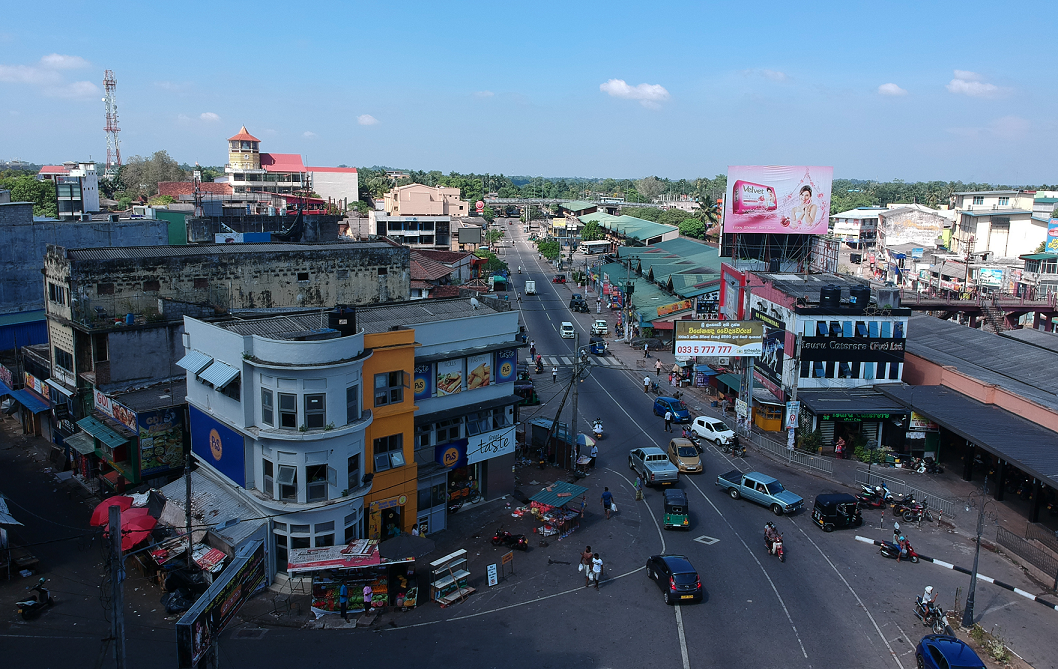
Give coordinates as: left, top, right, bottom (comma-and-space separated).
103, 70, 121, 178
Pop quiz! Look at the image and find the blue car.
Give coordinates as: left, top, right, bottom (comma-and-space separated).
653, 397, 691, 423
915, 635, 985, 669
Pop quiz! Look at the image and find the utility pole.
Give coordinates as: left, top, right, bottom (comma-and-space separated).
741, 283, 754, 435
108, 505, 127, 669
962, 476, 989, 628
571, 331, 580, 470
786, 333, 801, 451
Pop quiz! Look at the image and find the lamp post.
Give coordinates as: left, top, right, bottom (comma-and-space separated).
961, 475, 995, 628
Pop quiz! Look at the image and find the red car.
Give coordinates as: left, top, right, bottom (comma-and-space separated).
552, 274, 566, 284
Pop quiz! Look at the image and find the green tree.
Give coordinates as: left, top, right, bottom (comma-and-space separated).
635, 176, 664, 202
622, 206, 661, 222
481, 205, 496, 223
484, 228, 504, 246
580, 220, 603, 241
0, 175, 57, 217
474, 249, 508, 274
678, 218, 706, 239
535, 239, 560, 260
120, 150, 188, 197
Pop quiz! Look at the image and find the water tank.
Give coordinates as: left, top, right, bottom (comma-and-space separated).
848, 285, 871, 308
327, 305, 357, 337
819, 284, 841, 309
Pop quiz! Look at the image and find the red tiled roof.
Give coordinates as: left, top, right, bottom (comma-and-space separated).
307, 166, 358, 173
228, 126, 260, 142
431, 285, 463, 298
158, 182, 234, 197
410, 280, 433, 290
410, 252, 454, 282
416, 249, 473, 264
39, 165, 70, 175
260, 153, 305, 172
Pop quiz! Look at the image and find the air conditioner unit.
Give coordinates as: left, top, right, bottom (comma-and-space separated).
718, 357, 730, 366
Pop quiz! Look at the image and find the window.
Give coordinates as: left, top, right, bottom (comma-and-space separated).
374, 371, 405, 406
193, 278, 208, 289
998, 197, 1009, 206
972, 196, 984, 205
305, 393, 326, 429
347, 454, 361, 489
435, 418, 461, 444
297, 272, 310, 282
346, 385, 360, 423
415, 423, 432, 448
316, 534, 334, 547
48, 282, 67, 305
221, 378, 240, 401
466, 411, 491, 436
263, 459, 274, 496
373, 434, 405, 472
97, 282, 114, 296
279, 393, 297, 429
278, 465, 297, 500
307, 464, 328, 502
261, 389, 274, 426
93, 334, 109, 362
54, 347, 74, 372
143, 280, 160, 292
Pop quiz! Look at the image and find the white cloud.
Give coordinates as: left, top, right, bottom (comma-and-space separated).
741, 69, 788, 82
200, 112, 220, 122
303, 131, 317, 138
39, 54, 90, 70
473, 90, 494, 98
599, 79, 670, 108
177, 114, 191, 124
47, 81, 100, 99
947, 70, 1000, 98
357, 114, 379, 126
0, 54, 96, 99
0, 63, 61, 85
877, 83, 908, 96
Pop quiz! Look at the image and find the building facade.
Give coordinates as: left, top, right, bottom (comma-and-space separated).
383, 184, 468, 217
830, 207, 886, 249
950, 190, 1045, 259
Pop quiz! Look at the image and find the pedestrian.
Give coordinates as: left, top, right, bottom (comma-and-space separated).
644, 376, 650, 393
664, 410, 673, 433
363, 583, 373, 612
634, 475, 644, 501
643, 342, 650, 358
655, 359, 662, 377
668, 372, 673, 387
581, 545, 593, 587
552, 366, 558, 383
589, 443, 598, 469
591, 553, 604, 590
601, 487, 614, 519
835, 436, 846, 459
339, 581, 349, 620
530, 344, 536, 359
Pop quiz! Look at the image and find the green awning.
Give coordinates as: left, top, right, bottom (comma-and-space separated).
715, 373, 742, 391
529, 481, 589, 508
76, 416, 129, 449
65, 431, 98, 455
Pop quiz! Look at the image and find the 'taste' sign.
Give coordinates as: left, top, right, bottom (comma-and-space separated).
466, 426, 516, 465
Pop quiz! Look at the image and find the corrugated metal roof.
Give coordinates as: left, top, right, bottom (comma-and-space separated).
529, 481, 589, 508
176, 350, 213, 373
65, 432, 97, 455
199, 361, 240, 388
76, 416, 128, 449
66, 241, 392, 261
218, 314, 335, 338
357, 298, 501, 333
160, 469, 261, 534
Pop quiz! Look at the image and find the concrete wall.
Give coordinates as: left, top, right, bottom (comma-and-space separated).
105, 323, 186, 391
0, 202, 168, 315
311, 170, 359, 205
878, 208, 948, 248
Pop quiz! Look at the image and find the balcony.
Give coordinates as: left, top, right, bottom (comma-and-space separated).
252, 409, 372, 442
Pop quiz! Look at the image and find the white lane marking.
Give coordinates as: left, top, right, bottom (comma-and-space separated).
560, 357, 571, 365
674, 604, 691, 669
683, 477, 809, 660
793, 521, 905, 669
694, 535, 720, 545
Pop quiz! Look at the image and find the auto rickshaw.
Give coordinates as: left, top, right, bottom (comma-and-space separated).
663, 489, 690, 530
515, 380, 540, 406
811, 493, 863, 532
589, 336, 607, 355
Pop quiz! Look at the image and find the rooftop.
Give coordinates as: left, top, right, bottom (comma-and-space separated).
410, 252, 454, 282
63, 241, 393, 261
958, 210, 1032, 217
112, 381, 188, 412
1000, 327, 1058, 355
560, 201, 596, 213
216, 313, 343, 340
228, 126, 261, 142
750, 272, 872, 300
356, 298, 502, 334
954, 190, 1022, 196
831, 207, 887, 219
259, 153, 306, 173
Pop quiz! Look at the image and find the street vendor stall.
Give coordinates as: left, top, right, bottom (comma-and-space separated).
528, 481, 588, 539
287, 540, 419, 616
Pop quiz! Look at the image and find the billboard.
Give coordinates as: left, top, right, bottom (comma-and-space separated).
413, 363, 433, 401
495, 348, 517, 384
674, 321, 764, 357
724, 165, 833, 235
751, 309, 786, 387
190, 405, 246, 486
977, 268, 1004, 288
458, 226, 482, 245
138, 407, 185, 477
1047, 219, 1058, 254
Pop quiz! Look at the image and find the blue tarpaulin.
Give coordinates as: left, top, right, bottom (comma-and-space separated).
11, 389, 50, 414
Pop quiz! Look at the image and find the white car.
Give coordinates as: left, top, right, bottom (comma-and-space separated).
590, 319, 608, 336
691, 416, 734, 446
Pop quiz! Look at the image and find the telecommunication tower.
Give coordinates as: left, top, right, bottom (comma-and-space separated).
103, 70, 122, 178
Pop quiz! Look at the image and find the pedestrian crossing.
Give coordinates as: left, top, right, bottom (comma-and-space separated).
534, 355, 623, 367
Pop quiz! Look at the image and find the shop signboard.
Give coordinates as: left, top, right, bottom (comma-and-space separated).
435, 358, 464, 396
799, 336, 905, 364
1048, 219, 1058, 254
113, 401, 138, 433
435, 441, 467, 470
724, 165, 833, 235
784, 401, 800, 429
286, 540, 379, 573
735, 399, 749, 418
751, 309, 786, 386
466, 353, 492, 390
466, 425, 516, 465
94, 388, 114, 417
819, 412, 892, 422
24, 372, 44, 395
176, 540, 265, 669
189, 405, 246, 486
138, 406, 185, 476
495, 349, 517, 384
977, 268, 1004, 287
675, 320, 764, 357
909, 412, 939, 431
657, 299, 692, 317
413, 363, 433, 401
487, 563, 499, 587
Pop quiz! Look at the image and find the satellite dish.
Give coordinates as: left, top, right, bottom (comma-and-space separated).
470, 297, 480, 309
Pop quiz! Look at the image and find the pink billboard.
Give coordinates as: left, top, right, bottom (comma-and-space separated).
724, 165, 833, 235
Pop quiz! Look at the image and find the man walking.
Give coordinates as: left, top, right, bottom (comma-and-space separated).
601, 487, 614, 520
591, 553, 604, 590
643, 342, 650, 358
529, 341, 536, 359
581, 545, 593, 588
654, 359, 663, 377
664, 409, 673, 433
339, 581, 349, 621
552, 366, 559, 383
644, 376, 650, 393
363, 583, 373, 613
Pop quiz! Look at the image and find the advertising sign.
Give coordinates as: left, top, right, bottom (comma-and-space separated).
909, 412, 939, 431
190, 405, 246, 486
0, 364, 12, 387
674, 321, 764, 357
138, 407, 185, 476
466, 426, 516, 465
435, 441, 466, 470
1048, 219, 1058, 254
24, 372, 44, 395
977, 268, 1004, 287
724, 165, 833, 235
735, 399, 749, 418
751, 309, 786, 387
113, 401, 138, 433
784, 401, 800, 430
176, 540, 266, 668
495, 349, 517, 384
94, 388, 114, 418
657, 299, 693, 318
799, 337, 905, 364
466, 353, 492, 390
435, 358, 464, 396
413, 363, 433, 401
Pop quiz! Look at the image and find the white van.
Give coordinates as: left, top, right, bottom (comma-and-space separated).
560, 322, 575, 339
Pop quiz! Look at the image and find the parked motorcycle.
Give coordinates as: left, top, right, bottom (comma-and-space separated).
491, 529, 529, 551
765, 533, 785, 562
729, 437, 746, 458
880, 539, 920, 563
923, 457, 943, 474
855, 492, 886, 509
592, 419, 604, 440
890, 497, 922, 516
15, 578, 52, 620
902, 504, 934, 523
914, 598, 947, 634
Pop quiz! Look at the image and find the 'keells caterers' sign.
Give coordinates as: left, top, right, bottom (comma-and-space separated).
675, 321, 764, 357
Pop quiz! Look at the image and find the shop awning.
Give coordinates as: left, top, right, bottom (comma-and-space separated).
12, 389, 50, 414
715, 373, 742, 391
0, 379, 12, 398
0, 496, 22, 525
529, 481, 589, 508
176, 350, 213, 374
798, 389, 910, 417
77, 416, 129, 449
45, 378, 74, 397
693, 365, 717, 374
65, 431, 98, 455
199, 361, 239, 389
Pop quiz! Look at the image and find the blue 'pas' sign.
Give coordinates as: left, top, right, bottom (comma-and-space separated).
190, 405, 246, 486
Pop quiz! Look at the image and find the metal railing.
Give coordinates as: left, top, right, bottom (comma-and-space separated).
997, 527, 1058, 591
1025, 523, 1058, 557
747, 430, 834, 475
855, 469, 959, 520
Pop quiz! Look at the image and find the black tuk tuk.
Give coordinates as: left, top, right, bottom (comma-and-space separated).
663, 489, 689, 530
811, 493, 863, 532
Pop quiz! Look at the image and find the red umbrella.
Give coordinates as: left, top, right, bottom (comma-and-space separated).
102, 507, 158, 551
90, 496, 133, 527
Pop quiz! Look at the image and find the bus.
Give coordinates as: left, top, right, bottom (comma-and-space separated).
579, 240, 611, 255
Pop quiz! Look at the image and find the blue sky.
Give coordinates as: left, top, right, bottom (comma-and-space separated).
2, 0, 1055, 183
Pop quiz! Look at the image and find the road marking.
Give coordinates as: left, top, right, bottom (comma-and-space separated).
560, 357, 571, 365
674, 604, 691, 669
693, 535, 719, 545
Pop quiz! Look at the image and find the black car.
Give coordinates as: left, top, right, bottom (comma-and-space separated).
645, 554, 702, 605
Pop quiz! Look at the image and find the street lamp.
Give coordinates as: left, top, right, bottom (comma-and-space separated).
961, 476, 997, 628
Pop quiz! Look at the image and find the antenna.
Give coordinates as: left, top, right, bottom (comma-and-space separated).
103, 70, 121, 178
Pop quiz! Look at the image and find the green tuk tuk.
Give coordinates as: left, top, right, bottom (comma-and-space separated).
663, 489, 689, 530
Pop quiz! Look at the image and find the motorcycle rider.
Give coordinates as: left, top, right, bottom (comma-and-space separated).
919, 585, 937, 618
764, 522, 780, 554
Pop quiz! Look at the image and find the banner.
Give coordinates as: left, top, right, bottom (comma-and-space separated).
977, 268, 1003, 287
1048, 219, 1058, 254
435, 358, 464, 396
799, 336, 905, 364
466, 353, 492, 390
751, 308, 786, 386
138, 406, 184, 476
784, 401, 800, 429
724, 166, 833, 235
413, 363, 433, 400
495, 349, 517, 384
466, 426, 516, 465
657, 299, 692, 317
190, 405, 245, 486
674, 321, 764, 357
